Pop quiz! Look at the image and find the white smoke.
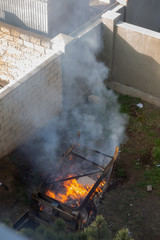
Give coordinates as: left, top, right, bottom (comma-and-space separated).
0, 225, 28, 240
21, 24, 126, 172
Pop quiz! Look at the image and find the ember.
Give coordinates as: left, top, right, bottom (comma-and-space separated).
46, 174, 106, 208
46, 176, 92, 207
14, 144, 119, 231
41, 144, 118, 211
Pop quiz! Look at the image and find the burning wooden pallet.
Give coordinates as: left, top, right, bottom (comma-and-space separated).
31, 144, 119, 230
13, 144, 118, 230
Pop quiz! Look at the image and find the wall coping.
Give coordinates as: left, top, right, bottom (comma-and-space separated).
102, 10, 121, 20
116, 21, 160, 39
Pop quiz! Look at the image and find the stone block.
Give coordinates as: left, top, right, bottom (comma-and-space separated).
34, 44, 45, 54
30, 36, 41, 45
0, 60, 5, 65
11, 28, 20, 38
14, 37, 23, 45
20, 33, 29, 41
41, 40, 51, 48
21, 46, 33, 54
24, 40, 34, 49
1, 26, 10, 34
5, 34, 14, 42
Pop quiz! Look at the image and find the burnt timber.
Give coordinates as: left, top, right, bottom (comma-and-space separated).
13, 145, 119, 230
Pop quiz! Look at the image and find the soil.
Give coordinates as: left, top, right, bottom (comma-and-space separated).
0, 155, 28, 223
98, 100, 160, 240
0, 98, 160, 240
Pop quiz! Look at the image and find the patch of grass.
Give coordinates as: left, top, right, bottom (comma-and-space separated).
154, 138, 160, 147
118, 94, 141, 115
134, 189, 146, 199
139, 167, 160, 192
121, 146, 138, 155
133, 160, 141, 170
129, 185, 146, 199
152, 147, 160, 165
136, 115, 145, 123
140, 149, 148, 155
147, 111, 160, 120
131, 120, 156, 137
129, 119, 142, 133
115, 165, 127, 178
146, 130, 156, 137
150, 137, 160, 165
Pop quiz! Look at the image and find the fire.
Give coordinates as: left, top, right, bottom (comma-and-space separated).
46, 176, 106, 208
40, 205, 43, 211
46, 177, 92, 207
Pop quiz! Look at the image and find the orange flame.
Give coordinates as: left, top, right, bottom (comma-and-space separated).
46, 177, 92, 207
46, 175, 106, 207
40, 205, 43, 211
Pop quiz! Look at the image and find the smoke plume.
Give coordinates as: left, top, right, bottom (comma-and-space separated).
20, 24, 126, 173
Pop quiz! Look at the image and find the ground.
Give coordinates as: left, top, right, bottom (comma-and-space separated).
0, 95, 160, 240
99, 96, 160, 240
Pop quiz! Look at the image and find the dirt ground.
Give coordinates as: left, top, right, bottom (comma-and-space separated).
0, 96, 160, 240
98, 97, 160, 240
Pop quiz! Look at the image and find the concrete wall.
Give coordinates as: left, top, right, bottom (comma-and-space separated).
102, 5, 125, 77
126, 0, 160, 32
102, 6, 160, 107
0, 52, 62, 159
112, 22, 160, 99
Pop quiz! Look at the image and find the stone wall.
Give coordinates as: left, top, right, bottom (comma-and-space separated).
0, 52, 63, 159
0, 0, 90, 37
0, 19, 103, 159
0, 21, 52, 89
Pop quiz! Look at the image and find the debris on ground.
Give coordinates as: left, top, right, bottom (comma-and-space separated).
147, 185, 152, 192
136, 103, 143, 108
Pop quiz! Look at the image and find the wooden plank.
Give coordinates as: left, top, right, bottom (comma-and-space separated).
45, 170, 102, 186
78, 147, 119, 210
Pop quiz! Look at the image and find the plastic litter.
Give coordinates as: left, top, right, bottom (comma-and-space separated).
136, 103, 143, 108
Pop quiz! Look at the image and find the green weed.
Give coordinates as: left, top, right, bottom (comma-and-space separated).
115, 165, 127, 178
118, 95, 141, 115
133, 160, 141, 170
139, 167, 160, 192
154, 138, 160, 147
152, 147, 160, 164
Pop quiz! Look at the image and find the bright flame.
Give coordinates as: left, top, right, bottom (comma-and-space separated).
46, 175, 106, 208
46, 177, 92, 207
40, 205, 43, 211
